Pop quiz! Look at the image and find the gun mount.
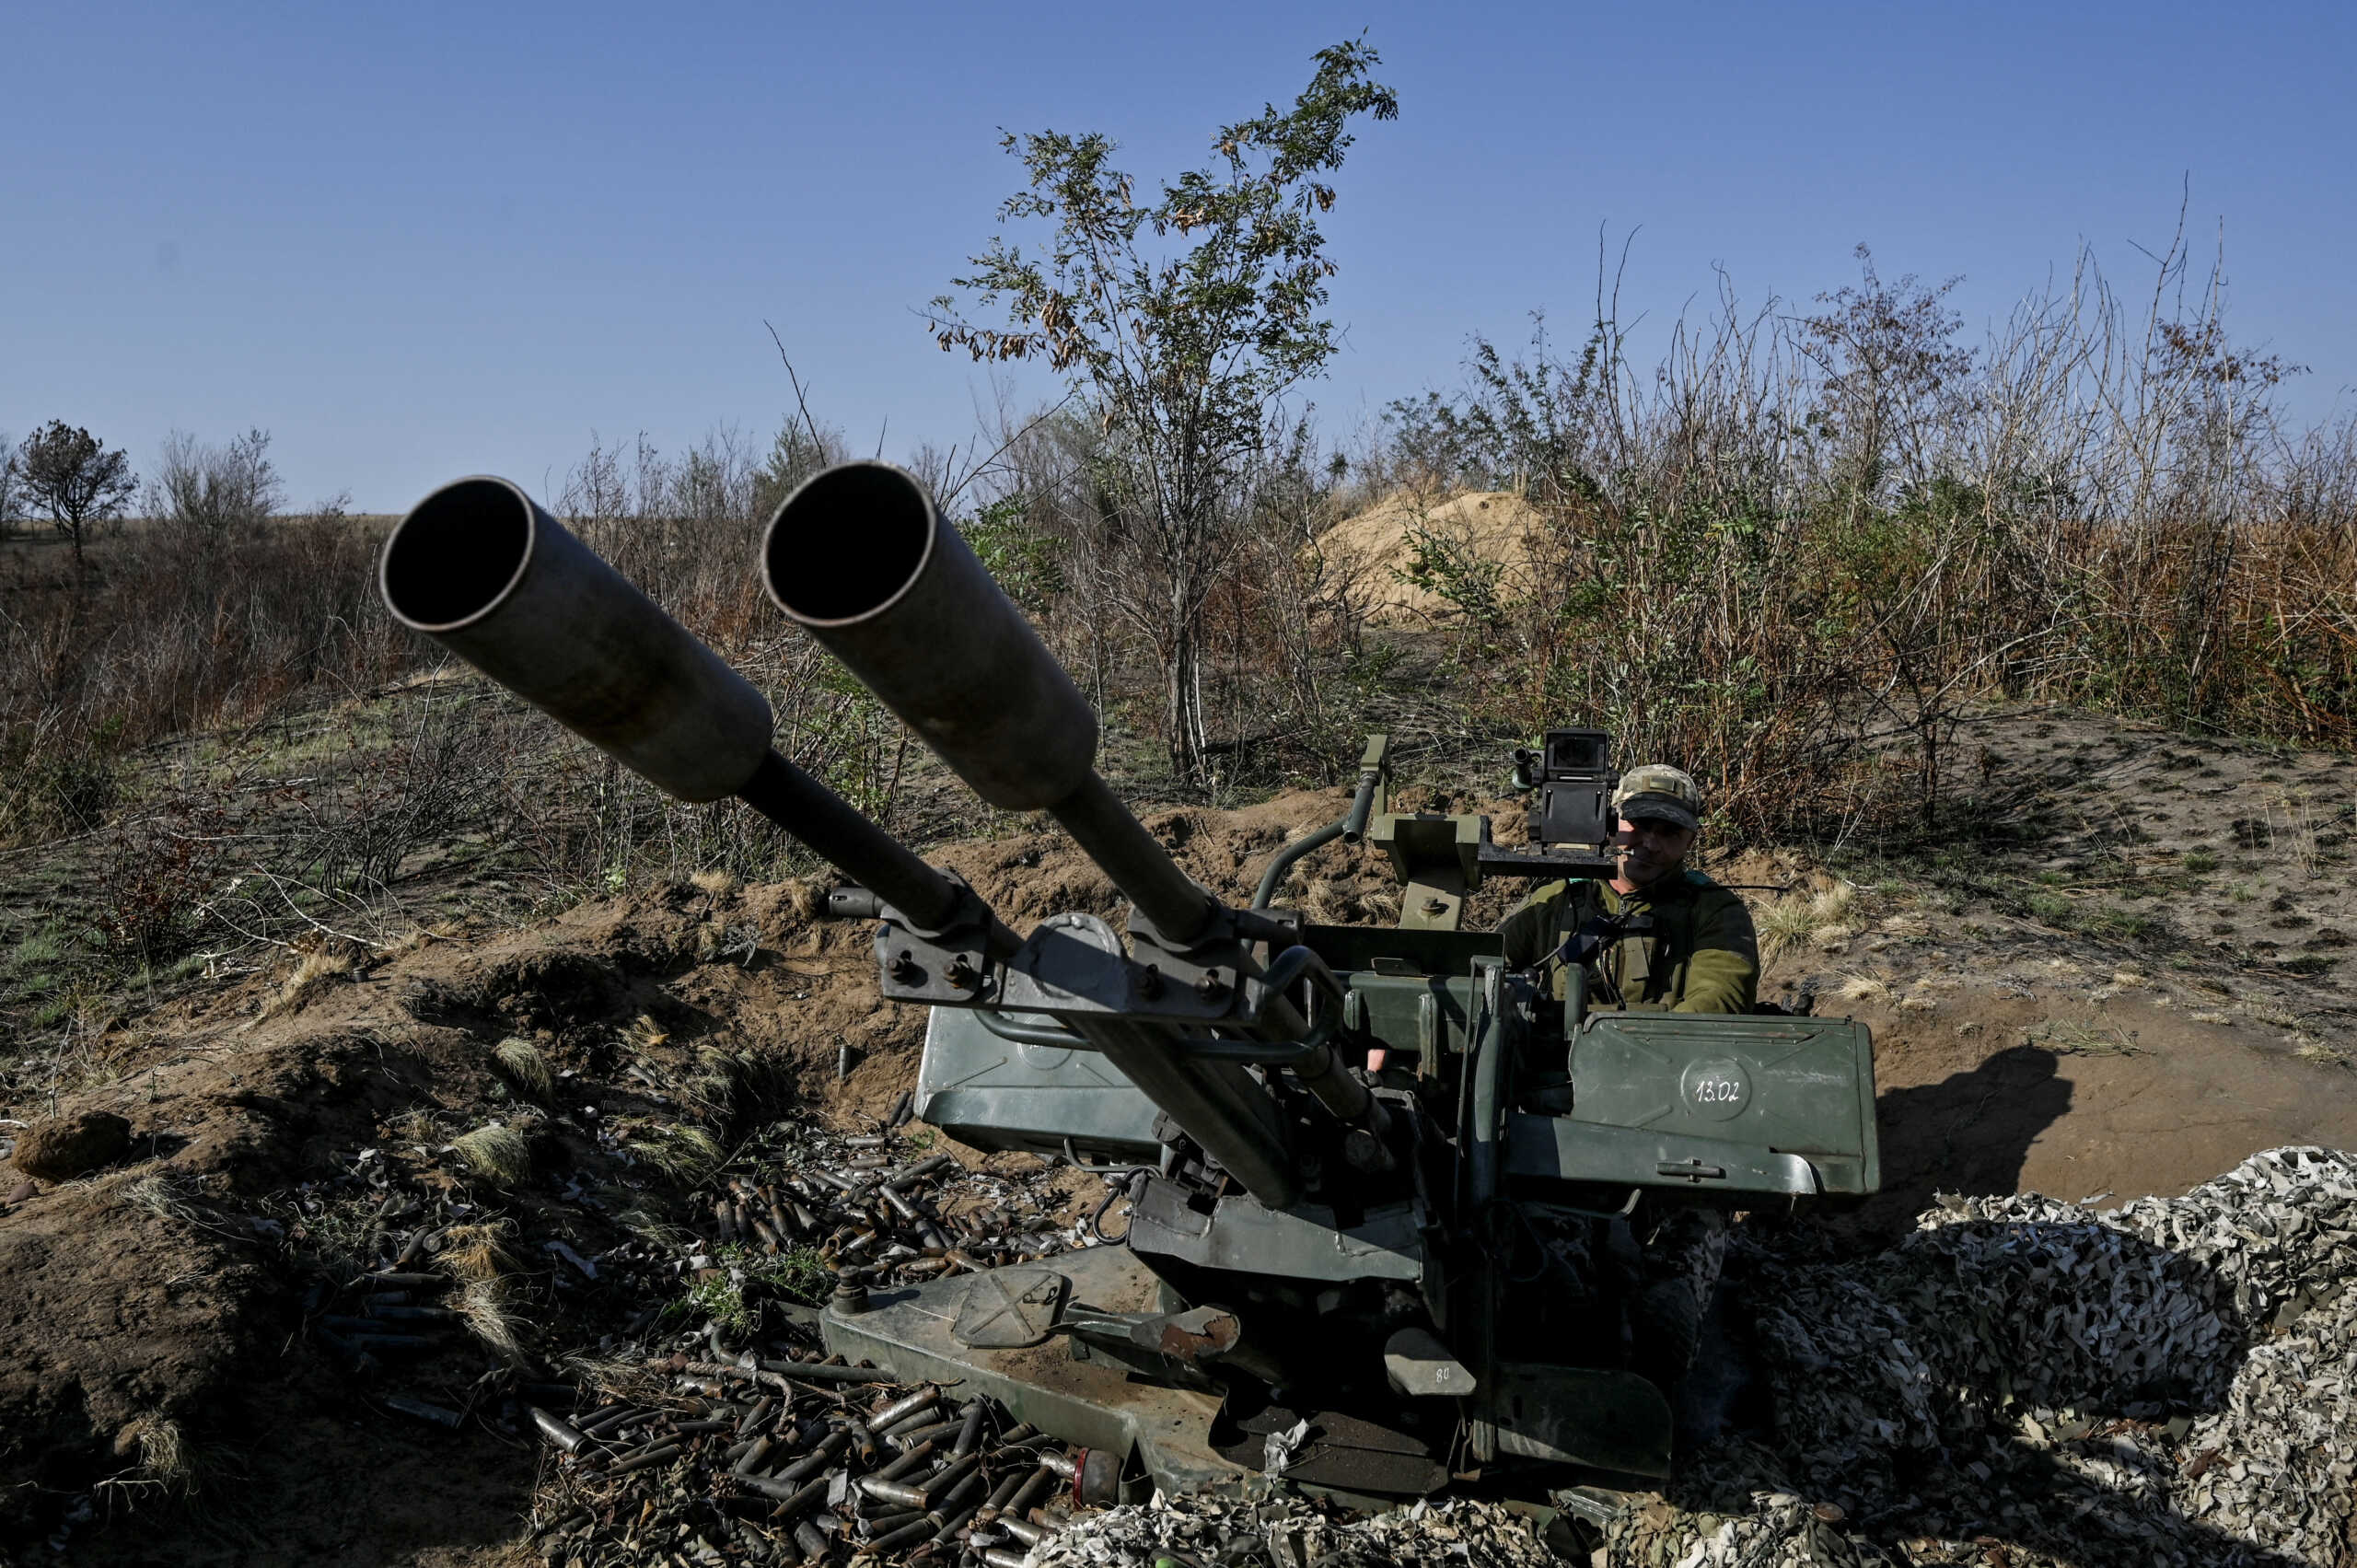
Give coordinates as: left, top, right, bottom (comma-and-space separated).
379, 465, 1878, 1510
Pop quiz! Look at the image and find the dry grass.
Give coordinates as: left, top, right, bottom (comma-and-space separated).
257, 947, 355, 1020
447, 1125, 532, 1187
690, 867, 740, 899
121, 1170, 203, 1226
784, 877, 825, 921
101, 1414, 196, 1501
632, 1125, 723, 1185
1758, 883, 1859, 957
1834, 970, 1891, 1004
384, 920, 460, 958
492, 1037, 553, 1099
437, 1218, 518, 1283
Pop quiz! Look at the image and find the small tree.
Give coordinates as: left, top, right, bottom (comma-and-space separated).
0, 432, 18, 540
155, 426, 284, 540
926, 40, 1397, 778
16, 421, 137, 572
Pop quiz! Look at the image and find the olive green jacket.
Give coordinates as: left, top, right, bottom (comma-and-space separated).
1497, 870, 1760, 1014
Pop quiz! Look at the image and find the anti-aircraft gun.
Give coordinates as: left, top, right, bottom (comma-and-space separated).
377, 463, 1879, 1508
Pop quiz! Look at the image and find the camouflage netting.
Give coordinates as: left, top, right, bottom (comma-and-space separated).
1035, 1495, 1563, 1568
1033, 1148, 2357, 1568
1608, 1145, 2357, 1567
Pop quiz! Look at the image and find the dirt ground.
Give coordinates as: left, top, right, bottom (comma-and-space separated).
2, 703, 2353, 1562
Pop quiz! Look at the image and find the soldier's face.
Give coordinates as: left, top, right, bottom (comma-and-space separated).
1615, 815, 1697, 888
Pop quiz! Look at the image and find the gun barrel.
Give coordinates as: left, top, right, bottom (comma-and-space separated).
378, 475, 975, 934
762, 463, 1215, 943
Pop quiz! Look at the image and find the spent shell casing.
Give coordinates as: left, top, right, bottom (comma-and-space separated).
935, 1469, 987, 1514
608, 1442, 684, 1473
880, 1405, 945, 1441
923, 1451, 982, 1495
1004, 1465, 1056, 1516
357, 1270, 446, 1290
760, 1359, 899, 1386
868, 1516, 936, 1553
739, 1470, 832, 1516
930, 1504, 980, 1544
577, 1404, 636, 1434
891, 1418, 961, 1451
997, 1516, 1045, 1548
856, 1476, 928, 1509
739, 1397, 775, 1436
952, 1403, 988, 1458
981, 1469, 1028, 1514
673, 1417, 734, 1435
793, 1517, 834, 1561
530, 1406, 588, 1451
771, 1430, 847, 1484
983, 1551, 1030, 1568
732, 1436, 772, 1476
879, 1186, 922, 1221
358, 1289, 412, 1307
876, 1439, 938, 1482
383, 1395, 466, 1428
867, 1389, 938, 1429
364, 1303, 459, 1322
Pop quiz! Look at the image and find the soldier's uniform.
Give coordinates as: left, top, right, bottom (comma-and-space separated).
1495, 764, 1759, 1015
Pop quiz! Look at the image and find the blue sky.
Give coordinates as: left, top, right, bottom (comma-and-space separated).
4, 1, 2351, 512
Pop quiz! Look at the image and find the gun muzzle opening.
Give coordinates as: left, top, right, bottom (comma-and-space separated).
761, 462, 935, 625
764, 462, 1216, 942
380, 477, 534, 632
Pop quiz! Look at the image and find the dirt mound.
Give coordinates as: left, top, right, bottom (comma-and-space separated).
1319, 490, 1551, 626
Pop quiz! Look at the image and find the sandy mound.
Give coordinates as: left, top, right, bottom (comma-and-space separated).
1319, 490, 1552, 627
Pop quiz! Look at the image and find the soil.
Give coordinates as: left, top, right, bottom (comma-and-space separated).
1, 703, 2352, 1562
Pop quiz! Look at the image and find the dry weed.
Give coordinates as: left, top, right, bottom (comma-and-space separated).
447, 1125, 531, 1187
384, 921, 460, 958
621, 1014, 668, 1051
121, 1170, 203, 1226
457, 1277, 526, 1364
784, 878, 825, 922
492, 1037, 553, 1099
257, 948, 354, 1020
690, 867, 740, 899
1835, 970, 1891, 1003
102, 1414, 195, 1500
632, 1125, 723, 1185
1759, 883, 1860, 957
437, 1218, 518, 1283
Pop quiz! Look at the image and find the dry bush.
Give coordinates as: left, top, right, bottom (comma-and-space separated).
1379, 228, 2357, 843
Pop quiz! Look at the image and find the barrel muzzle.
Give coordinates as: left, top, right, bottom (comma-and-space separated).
380, 476, 772, 802
761, 462, 1097, 812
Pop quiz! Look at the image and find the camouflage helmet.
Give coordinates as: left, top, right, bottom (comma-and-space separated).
1611, 763, 1703, 831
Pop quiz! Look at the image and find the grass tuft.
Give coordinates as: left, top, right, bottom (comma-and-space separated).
437, 1218, 518, 1283
690, 867, 740, 899
492, 1037, 553, 1099
633, 1125, 723, 1185
259, 948, 355, 1020
447, 1126, 532, 1188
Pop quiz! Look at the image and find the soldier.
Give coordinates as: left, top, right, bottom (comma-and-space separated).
1497, 763, 1759, 1014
